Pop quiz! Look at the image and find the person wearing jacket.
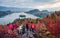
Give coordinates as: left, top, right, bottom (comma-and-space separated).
8, 23, 14, 30
31, 22, 35, 32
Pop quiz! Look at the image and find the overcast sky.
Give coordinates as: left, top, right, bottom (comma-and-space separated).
0, 0, 60, 11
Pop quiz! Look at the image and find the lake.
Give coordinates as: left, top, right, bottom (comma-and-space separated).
0, 12, 39, 25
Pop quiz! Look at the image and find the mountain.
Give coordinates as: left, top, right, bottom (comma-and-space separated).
26, 9, 51, 17
0, 6, 33, 12
0, 11, 13, 18
0, 6, 33, 18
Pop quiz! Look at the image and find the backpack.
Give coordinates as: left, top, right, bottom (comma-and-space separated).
9, 24, 13, 29
31, 24, 35, 28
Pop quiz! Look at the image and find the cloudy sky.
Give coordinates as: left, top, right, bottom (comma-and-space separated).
0, 0, 60, 11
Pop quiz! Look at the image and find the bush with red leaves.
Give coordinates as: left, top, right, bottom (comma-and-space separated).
0, 26, 21, 38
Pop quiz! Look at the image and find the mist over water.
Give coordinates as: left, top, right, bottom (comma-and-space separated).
0, 12, 39, 25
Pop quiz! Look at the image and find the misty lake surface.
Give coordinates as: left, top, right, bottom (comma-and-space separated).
0, 12, 39, 25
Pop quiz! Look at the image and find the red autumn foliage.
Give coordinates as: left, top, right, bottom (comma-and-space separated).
43, 11, 60, 38
0, 25, 21, 38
